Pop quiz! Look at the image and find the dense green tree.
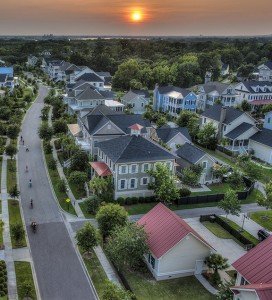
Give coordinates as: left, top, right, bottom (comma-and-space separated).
96, 204, 128, 238
5, 144, 17, 159
206, 253, 229, 286
218, 189, 241, 220
7, 124, 20, 139
197, 123, 217, 148
70, 151, 89, 172
106, 223, 148, 270
53, 119, 67, 134
76, 222, 98, 253
148, 163, 179, 204
257, 181, 272, 218
69, 171, 88, 189
38, 123, 53, 141
89, 176, 114, 202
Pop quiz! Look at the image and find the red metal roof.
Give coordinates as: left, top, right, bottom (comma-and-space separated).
251, 100, 272, 106
90, 162, 112, 177
231, 283, 272, 300
129, 123, 144, 131
232, 236, 272, 284
137, 203, 213, 258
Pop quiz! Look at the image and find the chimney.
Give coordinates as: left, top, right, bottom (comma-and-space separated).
205, 71, 212, 84
129, 124, 143, 137
217, 106, 227, 140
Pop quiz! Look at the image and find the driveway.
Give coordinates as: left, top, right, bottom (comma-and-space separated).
18, 85, 97, 300
185, 218, 246, 264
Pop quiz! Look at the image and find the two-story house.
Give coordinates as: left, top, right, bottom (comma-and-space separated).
65, 82, 123, 115
92, 125, 176, 199
121, 89, 150, 114
0, 67, 15, 90
257, 61, 272, 82
192, 82, 239, 110
248, 112, 272, 164
72, 107, 151, 155
235, 81, 272, 109
231, 236, 272, 300
152, 124, 191, 152
175, 142, 217, 185
201, 104, 258, 154
153, 85, 197, 116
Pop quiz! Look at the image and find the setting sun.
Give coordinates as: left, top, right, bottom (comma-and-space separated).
131, 11, 143, 22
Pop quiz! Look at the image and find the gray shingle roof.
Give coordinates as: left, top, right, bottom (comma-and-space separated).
156, 127, 191, 143
250, 128, 272, 148
264, 61, 272, 70
76, 86, 104, 101
97, 135, 176, 163
176, 143, 206, 164
157, 86, 190, 97
201, 104, 244, 124
76, 72, 104, 82
198, 81, 228, 94
131, 89, 149, 98
225, 123, 254, 140
85, 104, 123, 117
238, 81, 272, 94
96, 71, 111, 77
86, 114, 150, 136
99, 90, 115, 99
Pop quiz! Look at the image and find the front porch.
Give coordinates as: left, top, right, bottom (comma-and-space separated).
222, 140, 249, 155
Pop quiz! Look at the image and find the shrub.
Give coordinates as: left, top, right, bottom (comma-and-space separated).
57, 179, 67, 193
131, 197, 139, 204
48, 157, 57, 170
44, 141, 53, 154
11, 223, 25, 245
179, 187, 191, 197
116, 197, 125, 205
54, 139, 62, 150
85, 196, 101, 215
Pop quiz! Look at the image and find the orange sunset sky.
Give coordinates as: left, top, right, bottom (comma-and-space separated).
0, 0, 272, 36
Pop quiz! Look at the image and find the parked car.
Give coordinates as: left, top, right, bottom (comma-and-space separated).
257, 229, 270, 241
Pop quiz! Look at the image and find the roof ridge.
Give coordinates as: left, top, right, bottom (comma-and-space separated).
114, 135, 133, 162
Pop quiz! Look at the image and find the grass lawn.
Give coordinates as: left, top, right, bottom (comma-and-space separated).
7, 159, 17, 192
219, 217, 259, 246
192, 183, 233, 196
44, 150, 76, 215
8, 200, 27, 248
68, 179, 86, 200
250, 210, 272, 231
79, 201, 95, 218
124, 189, 260, 215
81, 249, 108, 298
123, 268, 216, 300
14, 261, 37, 300
203, 221, 233, 239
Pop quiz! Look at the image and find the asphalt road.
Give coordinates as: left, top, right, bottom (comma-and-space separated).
18, 85, 97, 300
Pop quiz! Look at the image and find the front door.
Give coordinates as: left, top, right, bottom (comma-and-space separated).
195, 260, 204, 275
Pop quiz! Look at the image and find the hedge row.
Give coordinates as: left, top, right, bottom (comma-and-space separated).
0, 260, 8, 297
116, 196, 157, 206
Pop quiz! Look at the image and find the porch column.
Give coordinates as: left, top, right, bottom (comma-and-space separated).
232, 140, 235, 151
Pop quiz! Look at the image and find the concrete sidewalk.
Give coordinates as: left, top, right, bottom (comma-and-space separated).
1, 139, 18, 300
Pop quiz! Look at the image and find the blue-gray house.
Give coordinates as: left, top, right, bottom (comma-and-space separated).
264, 111, 272, 130
153, 84, 197, 117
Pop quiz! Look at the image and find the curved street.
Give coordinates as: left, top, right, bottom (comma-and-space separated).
18, 85, 96, 300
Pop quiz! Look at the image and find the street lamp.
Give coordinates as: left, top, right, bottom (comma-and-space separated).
66, 198, 71, 211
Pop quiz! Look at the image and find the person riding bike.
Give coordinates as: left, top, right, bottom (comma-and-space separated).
30, 198, 33, 208
25, 165, 28, 172
29, 179, 32, 187
31, 221, 37, 233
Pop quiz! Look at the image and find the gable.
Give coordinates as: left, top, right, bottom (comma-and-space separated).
93, 120, 125, 136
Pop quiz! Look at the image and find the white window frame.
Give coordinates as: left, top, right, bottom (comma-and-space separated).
119, 165, 128, 174
130, 164, 138, 174
119, 179, 127, 190
129, 178, 137, 189
141, 177, 149, 185
142, 163, 150, 173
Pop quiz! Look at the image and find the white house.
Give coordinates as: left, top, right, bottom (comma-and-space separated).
258, 61, 272, 82
201, 104, 258, 154
137, 203, 214, 280
193, 82, 239, 110
235, 81, 272, 109
249, 128, 272, 164
121, 89, 150, 114
231, 236, 272, 300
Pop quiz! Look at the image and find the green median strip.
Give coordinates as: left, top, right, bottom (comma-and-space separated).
14, 261, 37, 300
7, 159, 17, 192
43, 145, 76, 215
8, 200, 27, 248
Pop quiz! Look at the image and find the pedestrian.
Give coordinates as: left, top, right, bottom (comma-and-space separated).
20, 135, 23, 141
22, 140, 24, 146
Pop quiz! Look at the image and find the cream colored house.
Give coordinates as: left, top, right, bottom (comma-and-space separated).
138, 203, 214, 280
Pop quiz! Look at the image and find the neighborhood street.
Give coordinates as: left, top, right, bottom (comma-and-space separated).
18, 85, 97, 300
